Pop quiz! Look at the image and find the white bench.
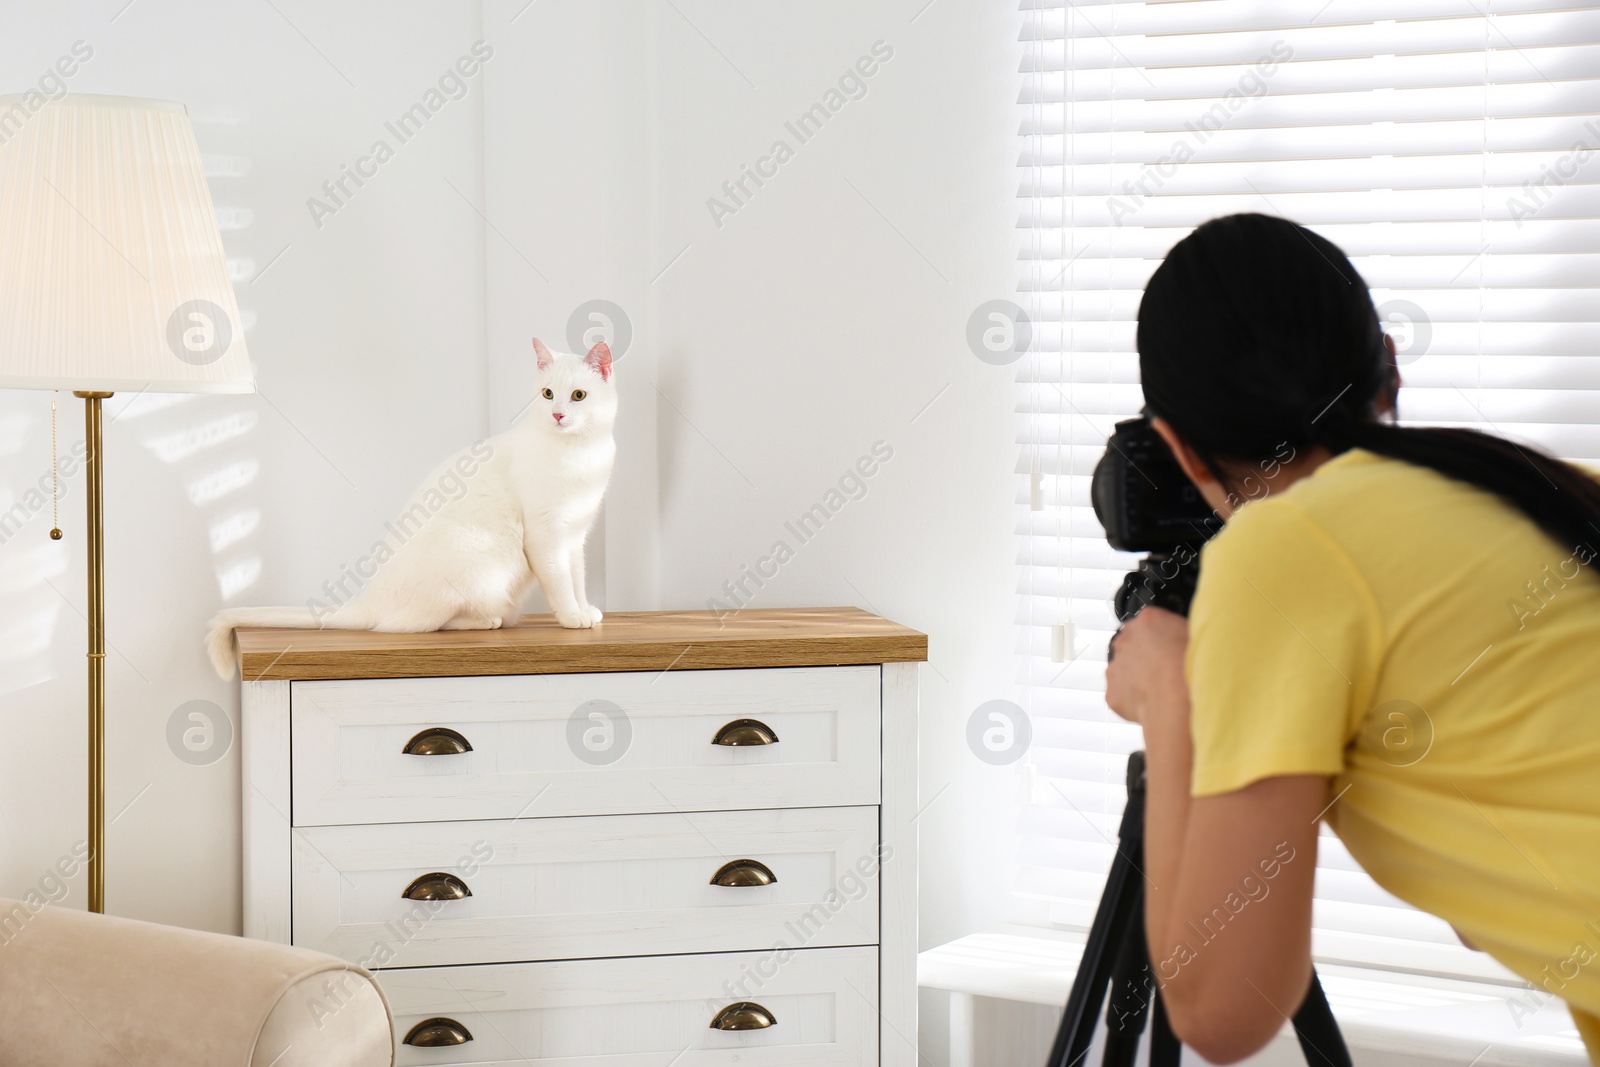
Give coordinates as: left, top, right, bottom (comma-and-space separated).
919, 927, 1588, 1066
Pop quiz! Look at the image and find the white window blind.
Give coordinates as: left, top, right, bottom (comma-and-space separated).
1015, 0, 1600, 983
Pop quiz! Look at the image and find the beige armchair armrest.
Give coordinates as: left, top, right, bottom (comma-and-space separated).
0, 898, 393, 1067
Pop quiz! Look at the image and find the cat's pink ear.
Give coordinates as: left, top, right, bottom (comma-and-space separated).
584, 341, 613, 381
532, 337, 555, 371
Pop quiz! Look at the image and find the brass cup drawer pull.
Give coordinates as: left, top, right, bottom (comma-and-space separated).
710, 858, 777, 887
402, 872, 473, 901
402, 727, 473, 756
404, 1017, 474, 1047
711, 718, 779, 746
710, 1001, 777, 1031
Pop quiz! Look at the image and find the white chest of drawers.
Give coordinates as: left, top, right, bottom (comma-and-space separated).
240, 607, 925, 1066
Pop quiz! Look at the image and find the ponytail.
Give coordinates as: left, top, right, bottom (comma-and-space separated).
1138, 212, 1600, 558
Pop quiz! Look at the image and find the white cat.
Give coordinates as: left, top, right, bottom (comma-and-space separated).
205, 338, 617, 679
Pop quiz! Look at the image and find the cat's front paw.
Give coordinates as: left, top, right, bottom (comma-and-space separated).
555, 608, 593, 629
582, 605, 603, 626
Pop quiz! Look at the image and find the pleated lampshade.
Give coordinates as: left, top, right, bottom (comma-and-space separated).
0, 93, 252, 393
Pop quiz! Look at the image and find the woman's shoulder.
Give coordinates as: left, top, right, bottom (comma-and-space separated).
1202, 488, 1352, 578
1191, 468, 1386, 655
1282, 447, 1425, 502
1209, 446, 1555, 608
1244, 447, 1469, 538
1201, 449, 1440, 585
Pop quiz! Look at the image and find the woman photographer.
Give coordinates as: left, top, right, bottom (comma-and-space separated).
1107, 213, 1600, 1064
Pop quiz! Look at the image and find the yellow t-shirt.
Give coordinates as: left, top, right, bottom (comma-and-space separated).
1186, 448, 1600, 1061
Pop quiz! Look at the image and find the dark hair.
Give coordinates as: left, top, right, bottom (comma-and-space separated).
1137, 212, 1600, 556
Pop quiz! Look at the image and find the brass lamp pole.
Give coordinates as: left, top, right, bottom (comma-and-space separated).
78, 390, 110, 913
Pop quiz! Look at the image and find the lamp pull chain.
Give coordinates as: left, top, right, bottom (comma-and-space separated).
50, 392, 62, 541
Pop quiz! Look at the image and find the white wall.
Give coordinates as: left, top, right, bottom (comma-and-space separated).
0, 0, 490, 934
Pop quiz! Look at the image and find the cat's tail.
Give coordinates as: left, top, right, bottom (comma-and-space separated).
206, 605, 370, 680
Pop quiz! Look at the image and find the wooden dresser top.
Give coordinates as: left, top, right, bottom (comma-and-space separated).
236, 606, 928, 682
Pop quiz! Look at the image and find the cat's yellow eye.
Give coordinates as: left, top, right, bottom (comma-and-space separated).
571, 389, 587, 402
542, 387, 554, 400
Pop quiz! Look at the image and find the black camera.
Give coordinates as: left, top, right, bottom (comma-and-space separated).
1090, 415, 1218, 623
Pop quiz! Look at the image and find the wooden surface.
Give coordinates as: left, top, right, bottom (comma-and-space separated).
236, 605, 927, 681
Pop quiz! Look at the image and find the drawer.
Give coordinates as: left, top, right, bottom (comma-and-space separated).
290, 666, 880, 826
292, 806, 882, 967
378, 946, 877, 1066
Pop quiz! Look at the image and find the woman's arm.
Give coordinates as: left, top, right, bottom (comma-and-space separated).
1109, 607, 1329, 1064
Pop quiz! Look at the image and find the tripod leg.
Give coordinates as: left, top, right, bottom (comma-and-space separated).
1045, 753, 1149, 1067
1046, 750, 1354, 1067
1100, 893, 1156, 1067
1043, 847, 1143, 1067
1148, 991, 1181, 1067
1291, 972, 1351, 1067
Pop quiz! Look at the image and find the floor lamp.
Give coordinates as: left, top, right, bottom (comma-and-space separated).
0, 94, 254, 912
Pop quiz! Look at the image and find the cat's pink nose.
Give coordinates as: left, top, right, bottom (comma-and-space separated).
553, 412, 565, 422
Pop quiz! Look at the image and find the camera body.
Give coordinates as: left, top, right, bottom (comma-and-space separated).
1090, 415, 1218, 622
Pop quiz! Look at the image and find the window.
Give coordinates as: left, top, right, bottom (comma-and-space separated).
1014, 0, 1599, 981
